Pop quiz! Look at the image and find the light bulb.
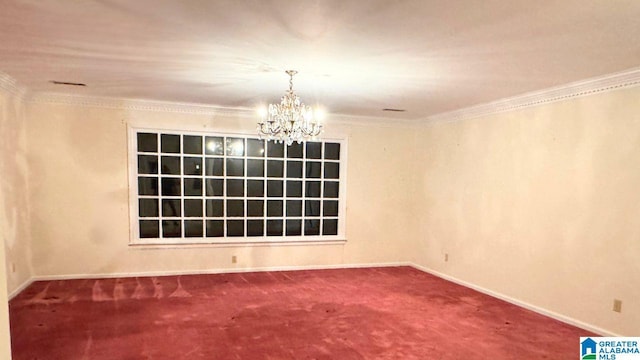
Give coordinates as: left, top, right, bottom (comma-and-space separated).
314, 108, 325, 123
257, 106, 268, 119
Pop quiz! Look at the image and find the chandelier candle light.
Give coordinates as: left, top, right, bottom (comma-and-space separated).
257, 70, 324, 145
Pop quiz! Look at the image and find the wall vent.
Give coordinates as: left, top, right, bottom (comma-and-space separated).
49, 81, 87, 87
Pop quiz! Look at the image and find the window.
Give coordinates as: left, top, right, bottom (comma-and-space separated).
129, 127, 346, 245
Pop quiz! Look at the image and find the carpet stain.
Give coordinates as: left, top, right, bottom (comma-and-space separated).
169, 277, 192, 298
152, 277, 164, 299
91, 280, 112, 302
131, 278, 147, 299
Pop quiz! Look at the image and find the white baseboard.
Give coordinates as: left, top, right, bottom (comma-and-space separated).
31, 261, 410, 282
8, 278, 34, 300
409, 263, 621, 337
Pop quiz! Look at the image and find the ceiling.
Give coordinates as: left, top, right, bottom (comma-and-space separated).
0, 0, 639, 120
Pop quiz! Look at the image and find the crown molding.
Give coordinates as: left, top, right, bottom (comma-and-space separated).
10, 66, 640, 126
0, 72, 28, 98
27, 92, 256, 118
27, 92, 417, 127
424, 66, 640, 124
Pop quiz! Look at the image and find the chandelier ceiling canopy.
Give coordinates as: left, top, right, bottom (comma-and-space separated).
257, 70, 323, 145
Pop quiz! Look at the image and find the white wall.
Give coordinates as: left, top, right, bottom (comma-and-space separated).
413, 86, 640, 336
25, 101, 419, 278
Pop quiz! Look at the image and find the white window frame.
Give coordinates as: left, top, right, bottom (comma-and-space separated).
127, 125, 347, 246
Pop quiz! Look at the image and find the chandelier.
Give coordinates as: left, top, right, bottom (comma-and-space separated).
257, 70, 323, 145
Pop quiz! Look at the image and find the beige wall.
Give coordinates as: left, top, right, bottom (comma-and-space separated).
0, 91, 32, 294
0, 237, 11, 359
413, 87, 640, 336
25, 102, 419, 278
0, 88, 30, 358
0, 241, 10, 359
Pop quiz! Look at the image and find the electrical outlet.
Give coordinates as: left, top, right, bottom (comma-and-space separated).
444, 253, 449, 262
232, 255, 237, 264
613, 299, 622, 313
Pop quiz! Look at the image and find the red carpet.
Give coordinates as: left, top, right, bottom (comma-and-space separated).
9, 267, 592, 359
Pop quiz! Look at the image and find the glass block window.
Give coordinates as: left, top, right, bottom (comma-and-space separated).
129, 128, 346, 245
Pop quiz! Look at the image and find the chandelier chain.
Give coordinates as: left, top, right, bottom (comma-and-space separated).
286, 70, 297, 92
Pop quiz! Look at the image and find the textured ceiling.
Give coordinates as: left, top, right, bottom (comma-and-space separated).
0, 0, 639, 120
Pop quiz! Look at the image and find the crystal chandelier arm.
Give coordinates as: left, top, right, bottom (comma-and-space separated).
257, 70, 323, 144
